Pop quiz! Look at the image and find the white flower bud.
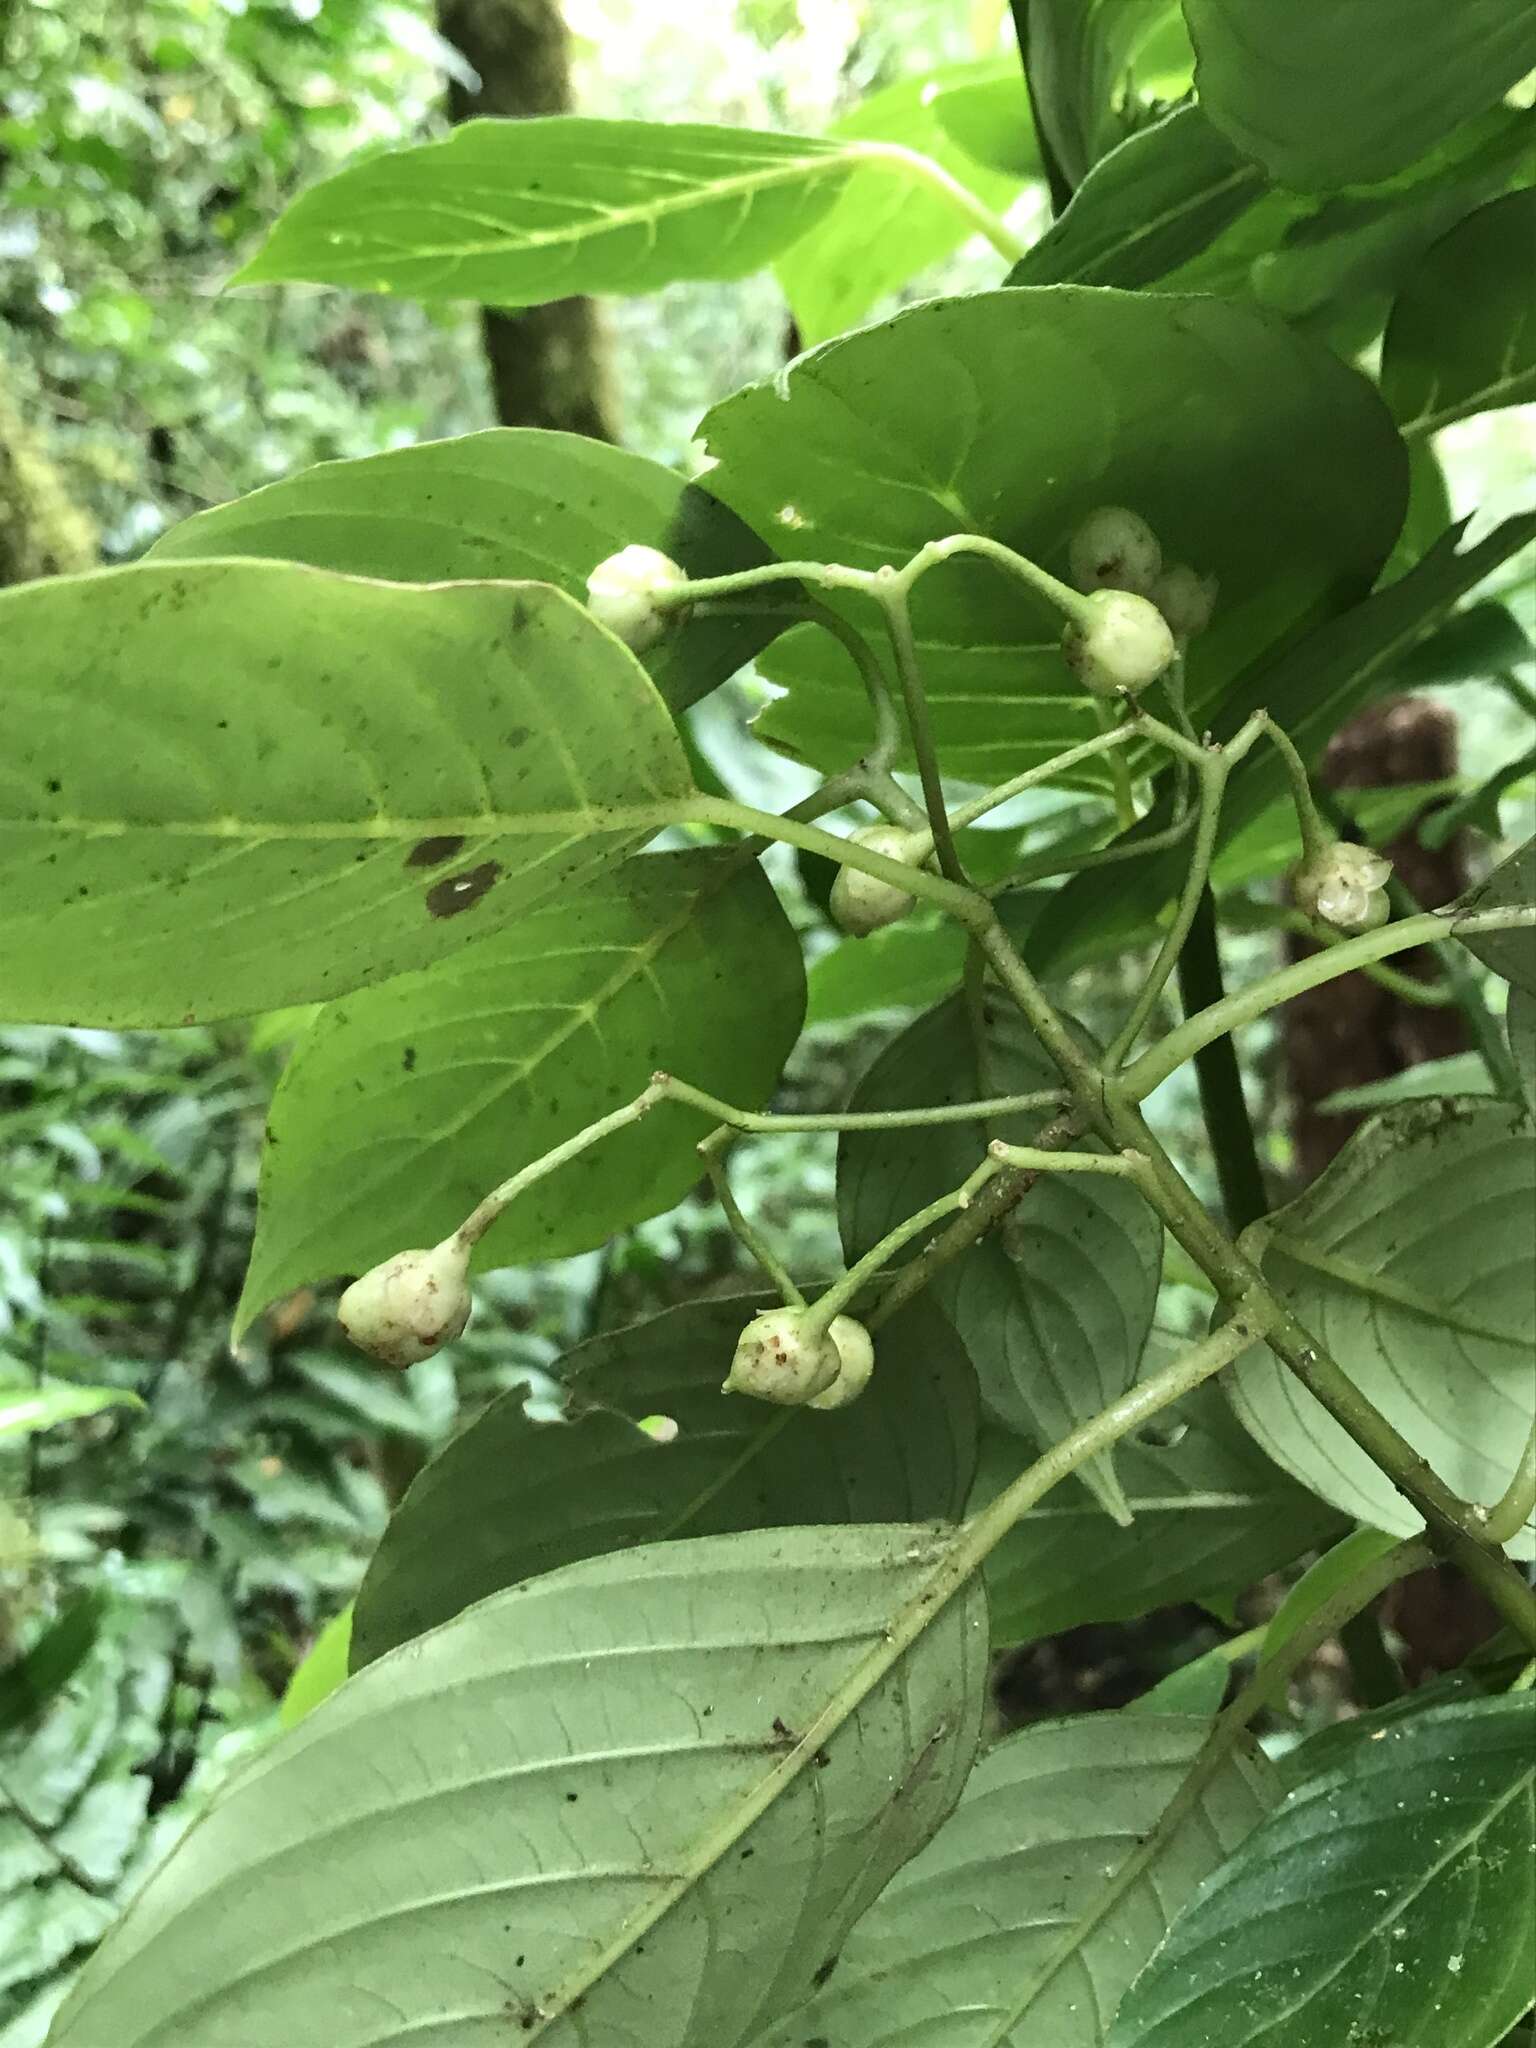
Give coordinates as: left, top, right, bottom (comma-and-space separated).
584, 543, 688, 651
1295, 842, 1393, 934
828, 824, 925, 937
338, 1238, 472, 1369
1062, 588, 1177, 697
1069, 506, 1163, 597
1152, 563, 1219, 642
722, 1307, 840, 1406
808, 1315, 876, 1411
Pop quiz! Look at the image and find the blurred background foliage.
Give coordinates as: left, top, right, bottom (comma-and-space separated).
0, 1, 1531, 2037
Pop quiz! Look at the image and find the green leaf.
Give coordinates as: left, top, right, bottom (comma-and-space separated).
234, 118, 862, 303
806, 919, 968, 1025
1009, 105, 1266, 290
1023, 0, 1192, 188
1259, 1526, 1403, 1665
1316, 1053, 1495, 1115
48, 1526, 988, 2048
0, 1596, 104, 1737
351, 1293, 977, 1667
1109, 1695, 1536, 2048
1510, 987, 1536, 1114
147, 427, 783, 718
1458, 836, 1536, 995
776, 64, 1026, 346
928, 67, 1039, 178
838, 996, 1162, 1520
234, 851, 804, 1333
0, 563, 692, 1025
700, 288, 1407, 781
277, 1606, 352, 1730
1028, 514, 1536, 976
975, 1386, 1344, 1646
1184, 0, 1536, 189
751, 1712, 1275, 2048
1383, 188, 1536, 434
1230, 1097, 1536, 1557
1127, 1644, 1237, 1718
0, 1384, 142, 1439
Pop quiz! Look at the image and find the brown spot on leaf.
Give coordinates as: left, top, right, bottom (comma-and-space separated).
406, 835, 467, 869
425, 861, 501, 919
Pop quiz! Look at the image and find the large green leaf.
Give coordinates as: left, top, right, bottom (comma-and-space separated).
1230, 1098, 1536, 1557
1009, 105, 1266, 290
0, 1384, 141, 1439
1183, 0, 1536, 189
1022, 0, 1192, 188
234, 118, 862, 302
0, 563, 694, 1026
806, 919, 969, 1026
838, 996, 1162, 1519
147, 428, 781, 716
776, 64, 1026, 346
975, 1387, 1344, 1646
928, 67, 1039, 179
1383, 189, 1536, 433
752, 1712, 1276, 2048
700, 288, 1407, 780
234, 851, 805, 1333
1458, 836, 1536, 996
48, 1526, 988, 2048
1109, 1695, 1536, 2048
351, 1293, 977, 1667
1027, 513, 1536, 976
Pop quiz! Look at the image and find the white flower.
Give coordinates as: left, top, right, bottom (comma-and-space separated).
828, 824, 925, 937
722, 1307, 840, 1405
1296, 842, 1393, 933
808, 1315, 876, 1410
584, 543, 688, 651
1069, 506, 1163, 597
1062, 588, 1177, 696
338, 1238, 472, 1368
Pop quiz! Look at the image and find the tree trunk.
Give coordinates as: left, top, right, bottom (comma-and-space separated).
0, 369, 97, 587
436, 0, 616, 438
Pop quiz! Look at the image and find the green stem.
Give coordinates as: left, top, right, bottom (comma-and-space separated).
1122, 906, 1536, 1104
1177, 890, 1270, 1233
1096, 697, 1137, 831
882, 583, 968, 887
857, 141, 1030, 262
802, 598, 904, 770
697, 1132, 804, 1308
805, 1156, 1001, 1331
456, 1084, 663, 1248
944, 724, 1143, 832
1485, 1423, 1536, 1548
653, 1075, 1066, 1134
1108, 749, 1227, 1065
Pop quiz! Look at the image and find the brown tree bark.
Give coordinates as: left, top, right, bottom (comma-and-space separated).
436, 0, 617, 438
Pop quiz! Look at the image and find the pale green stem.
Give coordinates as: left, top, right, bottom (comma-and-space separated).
855, 141, 1030, 262
803, 1155, 1001, 1332
1096, 696, 1137, 830
455, 1084, 664, 1249
653, 1074, 1066, 1133
882, 581, 969, 887
992, 800, 1198, 895
944, 724, 1144, 832
697, 1130, 804, 1308
1274, 910, 1456, 1006
802, 597, 905, 770
898, 531, 1097, 626
1484, 1423, 1536, 1547
1123, 906, 1536, 1102
986, 1140, 1151, 1184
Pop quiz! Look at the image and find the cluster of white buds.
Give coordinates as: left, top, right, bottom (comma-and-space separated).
584, 544, 689, 652
1063, 507, 1217, 692
828, 824, 929, 937
1294, 842, 1394, 934
338, 1237, 473, 1368
722, 1308, 876, 1410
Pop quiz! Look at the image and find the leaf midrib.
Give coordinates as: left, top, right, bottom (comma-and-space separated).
0, 801, 688, 842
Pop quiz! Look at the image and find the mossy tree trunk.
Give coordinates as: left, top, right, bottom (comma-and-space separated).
0, 369, 97, 587
436, 0, 617, 438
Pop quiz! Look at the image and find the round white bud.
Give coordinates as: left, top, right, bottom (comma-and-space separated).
828, 824, 925, 938
338, 1238, 472, 1369
1295, 842, 1393, 934
1069, 506, 1163, 597
1152, 563, 1219, 642
1062, 588, 1177, 697
584, 543, 688, 651
722, 1307, 840, 1406
807, 1315, 876, 1411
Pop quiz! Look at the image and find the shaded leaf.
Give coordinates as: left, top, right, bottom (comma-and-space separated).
1457, 835, 1536, 995
928, 68, 1039, 178
1109, 1696, 1536, 2048
1230, 1097, 1536, 1556
148, 428, 782, 717
1009, 105, 1265, 290
278, 1607, 352, 1730
701, 288, 1406, 780
352, 1294, 977, 1667
1022, 0, 1191, 188
1384, 187, 1536, 433
838, 995, 1162, 1519
806, 920, 968, 1025
235, 852, 805, 1332
0, 564, 692, 1025
49, 1526, 988, 2048
1184, 0, 1536, 188
0, 1385, 141, 1440
752, 1712, 1275, 2048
